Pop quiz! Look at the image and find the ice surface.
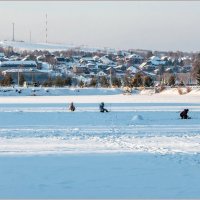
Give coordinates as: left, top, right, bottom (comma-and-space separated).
0, 89, 200, 198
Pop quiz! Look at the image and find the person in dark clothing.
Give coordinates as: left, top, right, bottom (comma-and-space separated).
99, 102, 109, 113
180, 109, 189, 119
69, 102, 75, 111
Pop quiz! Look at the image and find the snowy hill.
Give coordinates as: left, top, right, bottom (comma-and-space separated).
0, 40, 115, 53
0, 40, 75, 52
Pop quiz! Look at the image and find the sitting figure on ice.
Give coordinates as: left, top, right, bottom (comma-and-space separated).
69, 102, 75, 112
99, 102, 108, 113
180, 109, 190, 119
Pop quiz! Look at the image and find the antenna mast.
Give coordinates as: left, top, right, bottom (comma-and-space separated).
12, 23, 15, 41
45, 13, 48, 43
30, 31, 32, 43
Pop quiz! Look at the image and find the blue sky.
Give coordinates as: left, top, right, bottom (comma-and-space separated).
0, 1, 200, 52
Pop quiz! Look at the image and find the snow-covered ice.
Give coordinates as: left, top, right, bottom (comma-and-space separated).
0, 88, 200, 198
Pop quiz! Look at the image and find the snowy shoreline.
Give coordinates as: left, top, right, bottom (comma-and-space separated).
0, 87, 200, 104
0, 94, 200, 104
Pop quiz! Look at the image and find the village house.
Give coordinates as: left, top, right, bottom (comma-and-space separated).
2, 68, 50, 84
0, 60, 38, 71
125, 54, 144, 65
72, 64, 88, 74
105, 66, 116, 77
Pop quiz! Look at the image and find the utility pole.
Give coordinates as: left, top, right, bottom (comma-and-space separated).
12, 23, 15, 41
110, 67, 112, 88
18, 65, 20, 87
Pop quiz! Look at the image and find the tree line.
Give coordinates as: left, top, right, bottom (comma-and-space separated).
0, 71, 200, 88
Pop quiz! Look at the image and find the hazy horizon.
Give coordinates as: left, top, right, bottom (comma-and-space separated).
0, 1, 200, 52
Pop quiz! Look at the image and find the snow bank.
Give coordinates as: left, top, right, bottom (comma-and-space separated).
0, 86, 200, 97
131, 114, 143, 121
0, 87, 122, 97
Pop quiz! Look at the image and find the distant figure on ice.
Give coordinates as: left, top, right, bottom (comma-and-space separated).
180, 109, 190, 119
69, 102, 75, 112
99, 102, 108, 113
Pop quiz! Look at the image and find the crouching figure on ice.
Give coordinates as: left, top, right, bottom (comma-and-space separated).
69, 102, 75, 112
99, 102, 109, 113
180, 109, 190, 119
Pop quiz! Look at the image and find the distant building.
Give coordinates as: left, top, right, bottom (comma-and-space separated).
125, 54, 144, 65
72, 64, 87, 74
0, 61, 37, 71
100, 56, 114, 65
2, 68, 49, 84
96, 71, 107, 77
105, 67, 116, 76
0, 52, 5, 58
149, 56, 166, 66
126, 66, 139, 75
56, 57, 67, 65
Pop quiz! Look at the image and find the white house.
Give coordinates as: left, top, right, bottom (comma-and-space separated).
127, 66, 139, 74
149, 56, 166, 66
96, 71, 107, 77
99, 56, 113, 65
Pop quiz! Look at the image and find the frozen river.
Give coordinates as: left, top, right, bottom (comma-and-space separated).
0, 94, 200, 198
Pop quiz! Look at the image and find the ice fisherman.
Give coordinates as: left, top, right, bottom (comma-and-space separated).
180, 109, 190, 119
69, 102, 75, 112
99, 102, 108, 113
